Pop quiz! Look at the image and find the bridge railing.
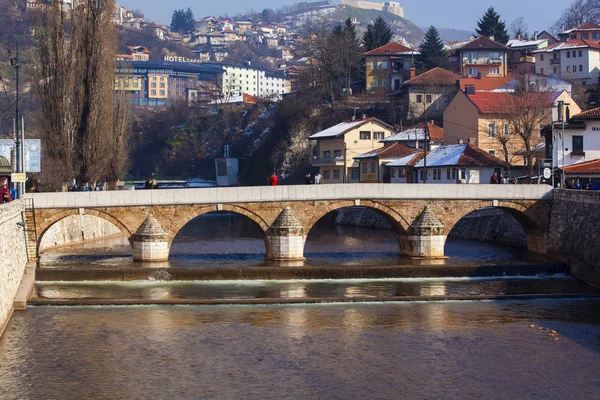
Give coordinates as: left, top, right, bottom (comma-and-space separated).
23, 183, 554, 209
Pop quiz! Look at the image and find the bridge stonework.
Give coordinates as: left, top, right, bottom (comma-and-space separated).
26, 184, 554, 261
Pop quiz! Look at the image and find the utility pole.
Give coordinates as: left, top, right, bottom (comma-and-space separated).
423, 123, 428, 184
10, 35, 21, 199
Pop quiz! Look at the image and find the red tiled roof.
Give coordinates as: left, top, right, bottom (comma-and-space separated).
427, 121, 444, 141
572, 107, 600, 119
563, 159, 600, 173
364, 42, 415, 56
534, 39, 600, 52
465, 91, 562, 114
571, 22, 600, 31
460, 36, 509, 50
404, 67, 460, 86
355, 143, 417, 159
459, 77, 512, 91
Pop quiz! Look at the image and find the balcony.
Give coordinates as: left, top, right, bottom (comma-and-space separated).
312, 156, 345, 166
462, 58, 503, 65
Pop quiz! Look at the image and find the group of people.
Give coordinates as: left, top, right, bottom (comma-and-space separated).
490, 171, 517, 185
144, 178, 158, 189
70, 184, 102, 192
304, 173, 323, 184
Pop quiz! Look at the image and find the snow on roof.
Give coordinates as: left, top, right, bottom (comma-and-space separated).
444, 40, 470, 51
507, 39, 547, 48
385, 153, 421, 167
382, 127, 427, 142
309, 118, 377, 139
533, 39, 600, 53
414, 144, 467, 168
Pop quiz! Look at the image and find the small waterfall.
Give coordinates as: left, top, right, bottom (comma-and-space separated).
148, 270, 172, 282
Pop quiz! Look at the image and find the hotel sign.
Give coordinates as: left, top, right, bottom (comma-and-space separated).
163, 55, 203, 63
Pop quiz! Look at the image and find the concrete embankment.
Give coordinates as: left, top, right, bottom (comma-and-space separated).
548, 189, 600, 288
0, 200, 32, 337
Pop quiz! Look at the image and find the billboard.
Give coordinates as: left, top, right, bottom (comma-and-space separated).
0, 139, 41, 173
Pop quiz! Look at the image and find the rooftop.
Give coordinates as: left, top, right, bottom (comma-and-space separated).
533, 39, 600, 53
460, 36, 509, 51
562, 158, 600, 174
384, 152, 423, 167
465, 90, 563, 114
353, 143, 417, 159
403, 67, 460, 86
364, 42, 419, 56
459, 77, 512, 91
572, 107, 600, 119
309, 118, 394, 140
382, 122, 444, 142
413, 144, 506, 168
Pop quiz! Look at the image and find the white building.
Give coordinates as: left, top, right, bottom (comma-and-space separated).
221, 64, 290, 99
412, 144, 507, 184
533, 39, 600, 85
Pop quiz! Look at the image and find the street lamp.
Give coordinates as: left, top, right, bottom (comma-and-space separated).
556, 100, 570, 187
8, 33, 23, 198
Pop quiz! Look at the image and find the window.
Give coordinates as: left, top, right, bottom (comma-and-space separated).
468, 67, 479, 76
573, 135, 584, 153
333, 169, 340, 179
488, 149, 496, 156
504, 123, 510, 136
579, 50, 583, 57
380, 61, 388, 69
360, 131, 371, 140
351, 168, 359, 180
579, 65, 583, 72
133, 79, 139, 87
581, 33, 589, 39
567, 52, 571, 58
160, 83, 165, 88
573, 51, 577, 57
151, 82, 157, 88
426, 94, 432, 103
554, 67, 558, 74
420, 170, 424, 181
374, 132, 385, 140
399, 168, 406, 177
382, 79, 388, 87
594, 33, 600, 40
540, 54, 544, 61
159, 90, 165, 95
433, 169, 437, 180
151, 90, 156, 95
540, 68, 544, 75
416, 94, 423, 103
489, 67, 500, 75
323, 170, 330, 180
447, 168, 451, 180
460, 168, 466, 180
391, 168, 396, 178
160, 77, 165, 81
489, 52, 500, 60
567, 66, 570, 72
372, 79, 378, 88
115, 80, 119, 87
452, 168, 456, 180
334, 150, 342, 158
323, 150, 331, 159
370, 162, 376, 173
362, 163, 368, 173
488, 123, 496, 138
124, 80, 129, 87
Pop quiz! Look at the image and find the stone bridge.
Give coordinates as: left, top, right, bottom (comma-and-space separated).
24, 184, 554, 262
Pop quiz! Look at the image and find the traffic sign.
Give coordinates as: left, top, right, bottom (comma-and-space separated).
543, 168, 551, 180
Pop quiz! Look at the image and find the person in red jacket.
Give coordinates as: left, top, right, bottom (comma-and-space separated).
269, 173, 278, 186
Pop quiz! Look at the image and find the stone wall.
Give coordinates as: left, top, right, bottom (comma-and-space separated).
548, 189, 600, 287
0, 200, 28, 336
40, 215, 122, 251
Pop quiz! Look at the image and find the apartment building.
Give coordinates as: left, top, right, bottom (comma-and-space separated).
533, 39, 600, 85
457, 36, 509, 78
364, 42, 420, 94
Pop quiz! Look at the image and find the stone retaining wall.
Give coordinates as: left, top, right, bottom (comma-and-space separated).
0, 200, 28, 336
40, 215, 121, 251
548, 189, 600, 287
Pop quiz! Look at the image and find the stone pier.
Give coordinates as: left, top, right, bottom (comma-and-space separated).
132, 215, 170, 262
400, 206, 446, 258
266, 206, 305, 261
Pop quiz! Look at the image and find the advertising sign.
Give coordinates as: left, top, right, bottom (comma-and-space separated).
0, 139, 41, 173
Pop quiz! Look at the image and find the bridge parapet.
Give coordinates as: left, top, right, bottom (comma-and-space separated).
24, 184, 554, 209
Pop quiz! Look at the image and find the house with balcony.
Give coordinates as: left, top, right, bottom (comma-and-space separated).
533, 39, 600, 85
458, 36, 509, 78
507, 38, 548, 74
364, 42, 420, 94
353, 143, 418, 183
308, 117, 397, 183
443, 86, 580, 166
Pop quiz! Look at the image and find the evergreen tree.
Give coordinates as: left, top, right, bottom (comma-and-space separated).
476, 7, 510, 44
419, 26, 447, 69
170, 8, 195, 34
363, 17, 393, 51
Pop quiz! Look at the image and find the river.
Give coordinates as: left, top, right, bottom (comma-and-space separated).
1, 211, 599, 399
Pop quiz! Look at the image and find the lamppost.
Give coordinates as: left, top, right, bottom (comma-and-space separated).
556, 100, 569, 187
8, 33, 23, 198
423, 122, 429, 183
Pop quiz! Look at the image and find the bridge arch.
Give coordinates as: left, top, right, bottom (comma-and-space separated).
36, 209, 132, 255
168, 205, 270, 256
439, 200, 549, 253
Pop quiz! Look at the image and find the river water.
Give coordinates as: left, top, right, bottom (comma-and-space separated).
1, 212, 600, 399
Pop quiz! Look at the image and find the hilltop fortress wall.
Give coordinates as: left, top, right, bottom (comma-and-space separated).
340, 0, 404, 18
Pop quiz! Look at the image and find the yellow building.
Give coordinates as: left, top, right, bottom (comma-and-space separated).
364, 42, 420, 95
148, 74, 169, 99
458, 36, 509, 78
443, 88, 580, 166
115, 75, 142, 91
353, 143, 419, 183
308, 117, 397, 183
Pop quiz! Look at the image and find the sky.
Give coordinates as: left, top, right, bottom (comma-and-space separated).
120, 0, 565, 34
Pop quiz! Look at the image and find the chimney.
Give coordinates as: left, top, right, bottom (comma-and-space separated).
467, 137, 476, 144
351, 115, 356, 121
489, 35, 495, 42
517, 33, 521, 40
458, 137, 464, 144
409, 67, 416, 79
533, 31, 539, 40
362, 113, 368, 120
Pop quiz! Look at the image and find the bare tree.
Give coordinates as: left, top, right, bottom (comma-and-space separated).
34, 0, 130, 188
510, 17, 529, 39
553, 0, 593, 31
